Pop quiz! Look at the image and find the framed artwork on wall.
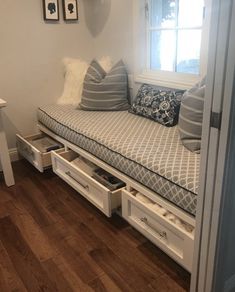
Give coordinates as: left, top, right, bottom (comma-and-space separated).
43, 0, 59, 21
63, 0, 78, 21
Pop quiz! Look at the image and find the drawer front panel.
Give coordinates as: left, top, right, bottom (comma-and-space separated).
16, 134, 43, 172
52, 151, 122, 217
16, 134, 63, 172
57, 159, 109, 212
122, 190, 194, 271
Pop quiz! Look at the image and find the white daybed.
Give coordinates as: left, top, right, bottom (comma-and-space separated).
16, 104, 199, 272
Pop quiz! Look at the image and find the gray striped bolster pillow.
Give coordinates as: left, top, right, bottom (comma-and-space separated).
79, 59, 130, 111
178, 79, 206, 153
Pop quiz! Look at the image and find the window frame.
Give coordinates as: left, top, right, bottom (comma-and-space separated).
133, 0, 212, 89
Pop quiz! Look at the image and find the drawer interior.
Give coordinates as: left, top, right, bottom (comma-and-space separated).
126, 188, 195, 237
58, 150, 126, 191
59, 150, 99, 177
24, 133, 63, 153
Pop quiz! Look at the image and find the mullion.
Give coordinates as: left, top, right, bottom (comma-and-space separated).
174, 0, 179, 72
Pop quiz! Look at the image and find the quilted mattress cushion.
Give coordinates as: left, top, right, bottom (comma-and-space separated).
38, 105, 200, 215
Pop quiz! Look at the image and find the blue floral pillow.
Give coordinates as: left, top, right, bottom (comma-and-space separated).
129, 84, 185, 127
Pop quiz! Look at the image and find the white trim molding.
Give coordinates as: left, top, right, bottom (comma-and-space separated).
135, 70, 201, 90
9, 148, 20, 163
190, 0, 235, 291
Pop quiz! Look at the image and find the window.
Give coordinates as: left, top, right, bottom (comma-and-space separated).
148, 0, 205, 75
133, 0, 210, 89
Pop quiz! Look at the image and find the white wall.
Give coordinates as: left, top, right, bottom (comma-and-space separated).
0, 0, 94, 149
84, 0, 134, 72
0, 0, 134, 150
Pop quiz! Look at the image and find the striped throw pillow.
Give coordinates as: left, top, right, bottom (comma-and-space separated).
79, 59, 130, 111
178, 78, 206, 153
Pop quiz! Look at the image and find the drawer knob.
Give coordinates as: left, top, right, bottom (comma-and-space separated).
141, 217, 167, 240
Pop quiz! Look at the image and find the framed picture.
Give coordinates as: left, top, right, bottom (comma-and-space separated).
63, 0, 78, 21
43, 0, 59, 21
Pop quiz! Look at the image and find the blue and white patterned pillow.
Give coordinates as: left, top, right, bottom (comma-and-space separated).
129, 84, 185, 127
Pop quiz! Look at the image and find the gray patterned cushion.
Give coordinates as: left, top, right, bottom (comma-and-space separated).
38, 104, 200, 215
79, 59, 130, 111
178, 78, 206, 153
129, 84, 185, 127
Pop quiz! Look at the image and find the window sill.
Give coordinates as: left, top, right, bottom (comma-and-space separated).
135, 71, 202, 90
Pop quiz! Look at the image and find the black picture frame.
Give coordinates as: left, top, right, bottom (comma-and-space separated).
43, 0, 59, 21
63, 0, 78, 21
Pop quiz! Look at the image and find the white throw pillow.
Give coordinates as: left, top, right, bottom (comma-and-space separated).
57, 58, 88, 106
57, 56, 113, 106
98, 56, 113, 73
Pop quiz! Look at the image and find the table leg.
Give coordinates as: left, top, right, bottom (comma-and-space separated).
0, 112, 15, 186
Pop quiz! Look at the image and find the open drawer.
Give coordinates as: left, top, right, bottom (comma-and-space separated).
122, 189, 194, 271
51, 149, 123, 217
16, 133, 64, 172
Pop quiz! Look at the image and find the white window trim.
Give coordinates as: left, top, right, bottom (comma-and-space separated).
135, 70, 201, 89
133, 0, 212, 90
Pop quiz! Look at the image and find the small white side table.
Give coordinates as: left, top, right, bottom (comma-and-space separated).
0, 99, 15, 186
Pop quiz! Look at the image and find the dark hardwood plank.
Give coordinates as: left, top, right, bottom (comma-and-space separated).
42, 259, 74, 292
0, 160, 190, 291
90, 246, 164, 292
51, 182, 164, 282
52, 254, 94, 291
49, 171, 190, 291
89, 247, 135, 292
148, 274, 189, 292
42, 221, 105, 286
43, 219, 95, 256
0, 205, 10, 219
138, 241, 191, 291
89, 274, 122, 292
8, 183, 55, 227
43, 223, 105, 285
0, 188, 12, 203
0, 241, 27, 292
5, 200, 57, 262
0, 216, 57, 291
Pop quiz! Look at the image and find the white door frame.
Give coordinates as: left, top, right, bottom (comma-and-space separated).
191, 0, 235, 291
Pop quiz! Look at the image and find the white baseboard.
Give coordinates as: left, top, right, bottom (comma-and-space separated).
0, 148, 19, 171
9, 148, 20, 162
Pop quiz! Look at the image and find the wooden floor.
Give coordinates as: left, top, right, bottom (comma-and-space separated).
0, 160, 190, 292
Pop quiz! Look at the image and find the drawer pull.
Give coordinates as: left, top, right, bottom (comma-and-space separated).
65, 171, 89, 191
141, 217, 167, 240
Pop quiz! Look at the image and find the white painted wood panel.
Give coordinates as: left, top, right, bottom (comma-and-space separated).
122, 189, 194, 271
0, 99, 14, 186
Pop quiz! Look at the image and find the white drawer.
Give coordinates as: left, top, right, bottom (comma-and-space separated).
16, 133, 64, 172
122, 189, 194, 272
51, 150, 122, 217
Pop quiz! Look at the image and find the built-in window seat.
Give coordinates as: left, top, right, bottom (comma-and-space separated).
16, 104, 199, 271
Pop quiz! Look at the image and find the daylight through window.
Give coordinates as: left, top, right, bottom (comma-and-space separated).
148, 0, 205, 74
